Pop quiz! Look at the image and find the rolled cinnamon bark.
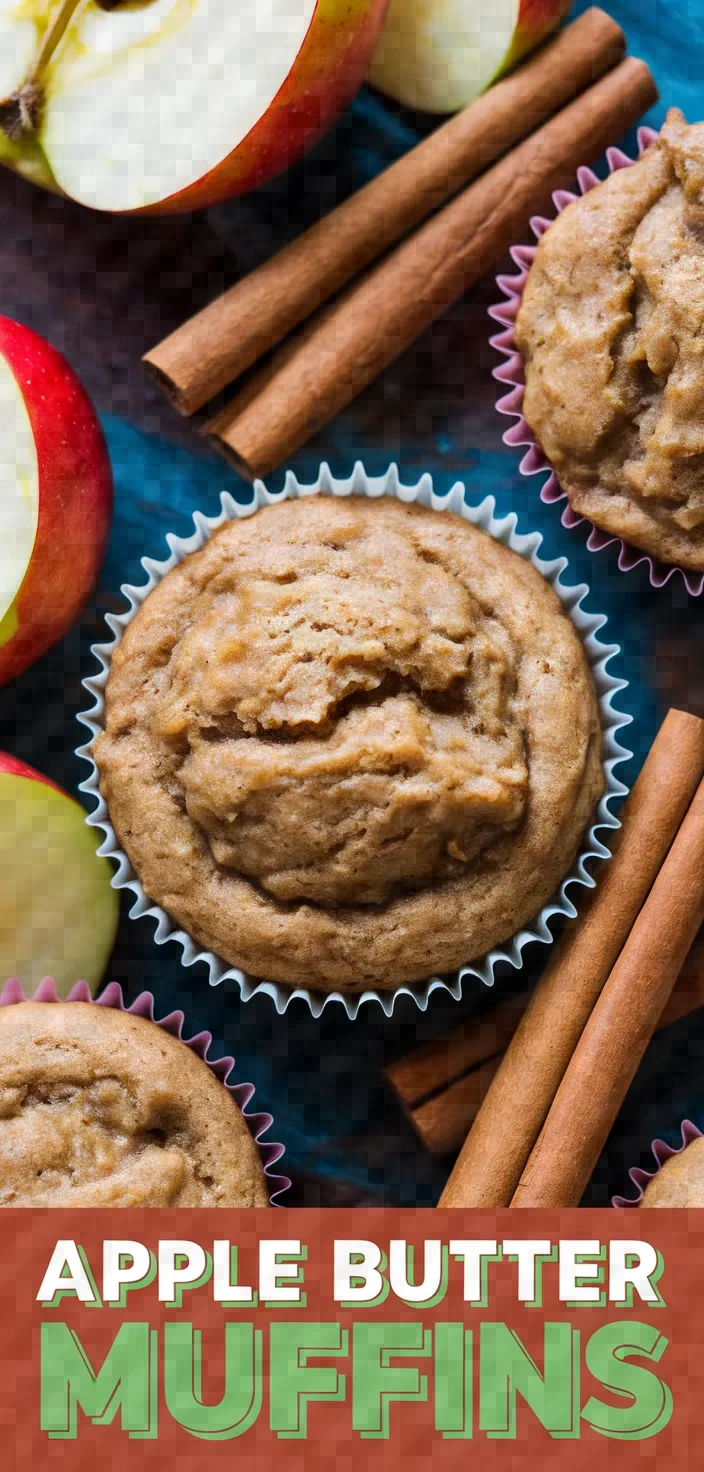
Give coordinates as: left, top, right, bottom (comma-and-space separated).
144, 8, 625, 416
207, 56, 657, 480
437, 708, 704, 1208
387, 928, 704, 1157
512, 772, 704, 1207
658, 927, 704, 1028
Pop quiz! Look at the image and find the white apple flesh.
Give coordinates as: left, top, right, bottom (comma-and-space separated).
0, 314, 112, 686
0, 0, 388, 214
369, 0, 570, 114
0, 351, 37, 651
0, 754, 119, 996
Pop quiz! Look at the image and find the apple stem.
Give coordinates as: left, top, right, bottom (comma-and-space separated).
0, 0, 85, 142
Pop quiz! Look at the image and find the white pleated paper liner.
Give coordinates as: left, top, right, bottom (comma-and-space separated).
0, 976, 290, 1203
492, 125, 704, 598
613, 1120, 703, 1208
77, 463, 632, 1019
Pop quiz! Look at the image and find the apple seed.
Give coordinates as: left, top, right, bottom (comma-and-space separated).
0, 0, 85, 141
0, 85, 42, 144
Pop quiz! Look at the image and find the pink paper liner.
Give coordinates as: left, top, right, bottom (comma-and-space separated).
491, 126, 704, 599
613, 1119, 702, 1208
0, 976, 290, 1205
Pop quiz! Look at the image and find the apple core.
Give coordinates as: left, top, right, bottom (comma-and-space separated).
1, 0, 323, 211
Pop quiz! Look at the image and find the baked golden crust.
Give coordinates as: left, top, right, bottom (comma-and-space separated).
516, 109, 704, 571
94, 495, 603, 992
0, 1002, 269, 1207
640, 1138, 704, 1207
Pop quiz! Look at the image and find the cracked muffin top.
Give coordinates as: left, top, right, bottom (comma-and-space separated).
0, 1002, 269, 1207
515, 109, 704, 571
94, 495, 603, 993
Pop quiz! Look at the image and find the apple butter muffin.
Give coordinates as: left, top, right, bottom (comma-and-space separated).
515, 109, 704, 571
0, 1002, 269, 1206
640, 1137, 704, 1207
94, 494, 603, 992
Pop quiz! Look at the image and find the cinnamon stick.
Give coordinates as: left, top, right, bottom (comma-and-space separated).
388, 928, 704, 1156
659, 927, 704, 1028
437, 708, 704, 1208
512, 773, 704, 1207
413, 1056, 512, 1158
390, 990, 532, 1110
144, 8, 625, 416
207, 55, 657, 481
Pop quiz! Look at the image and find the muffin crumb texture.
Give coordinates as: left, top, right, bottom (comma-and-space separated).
516, 108, 704, 571
95, 496, 603, 992
640, 1136, 704, 1207
0, 1003, 269, 1207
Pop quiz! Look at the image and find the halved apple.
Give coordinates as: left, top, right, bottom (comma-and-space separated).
0, 753, 119, 996
0, 0, 388, 214
0, 314, 112, 686
369, 0, 570, 114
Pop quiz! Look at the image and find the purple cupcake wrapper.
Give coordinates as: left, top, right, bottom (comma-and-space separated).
491, 125, 704, 599
0, 975, 290, 1204
613, 1119, 703, 1208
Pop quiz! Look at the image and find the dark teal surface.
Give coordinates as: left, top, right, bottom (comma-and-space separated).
1, 0, 704, 1203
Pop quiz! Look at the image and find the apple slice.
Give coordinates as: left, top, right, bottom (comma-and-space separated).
0, 0, 388, 215
369, 0, 570, 114
0, 754, 119, 996
0, 350, 37, 654
0, 314, 112, 686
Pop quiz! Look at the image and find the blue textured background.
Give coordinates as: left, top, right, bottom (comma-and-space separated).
1, 0, 703, 1204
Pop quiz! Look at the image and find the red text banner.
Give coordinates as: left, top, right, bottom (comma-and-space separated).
1, 1207, 703, 1469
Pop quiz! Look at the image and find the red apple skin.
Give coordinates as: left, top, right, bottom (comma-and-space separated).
136, 0, 389, 215
0, 752, 63, 793
501, 0, 572, 76
0, 316, 113, 687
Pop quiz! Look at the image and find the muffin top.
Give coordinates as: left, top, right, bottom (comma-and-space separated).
0, 1002, 269, 1207
640, 1137, 704, 1207
94, 495, 603, 992
516, 109, 704, 571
